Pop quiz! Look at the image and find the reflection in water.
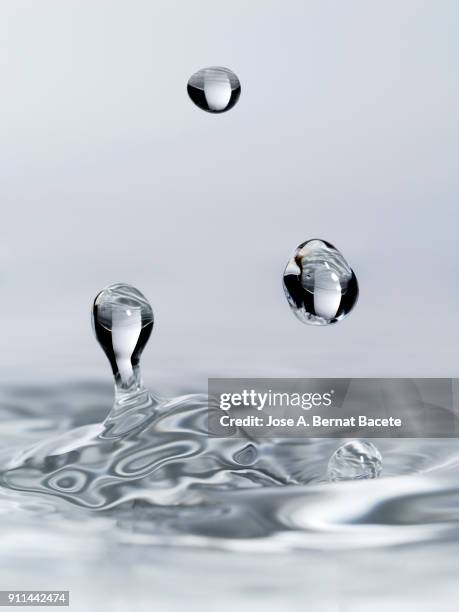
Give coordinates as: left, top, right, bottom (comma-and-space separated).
2, 384, 459, 610
1, 383, 459, 553
0, 390, 310, 510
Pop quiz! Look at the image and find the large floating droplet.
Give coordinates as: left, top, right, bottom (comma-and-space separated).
92, 283, 153, 392
187, 66, 241, 113
327, 440, 382, 482
283, 239, 358, 325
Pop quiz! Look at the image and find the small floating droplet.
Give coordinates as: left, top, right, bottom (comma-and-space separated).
187, 66, 241, 113
283, 239, 358, 325
327, 440, 382, 482
92, 283, 153, 392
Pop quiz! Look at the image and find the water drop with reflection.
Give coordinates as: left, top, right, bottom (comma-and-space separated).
327, 440, 382, 482
187, 67, 241, 113
92, 283, 156, 437
283, 239, 358, 325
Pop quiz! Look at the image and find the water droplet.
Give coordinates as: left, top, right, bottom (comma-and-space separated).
283, 239, 358, 325
327, 440, 382, 482
187, 66, 241, 113
92, 283, 153, 392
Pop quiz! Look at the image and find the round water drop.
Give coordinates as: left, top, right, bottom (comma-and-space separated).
327, 440, 382, 482
283, 239, 358, 325
92, 283, 153, 393
187, 66, 241, 113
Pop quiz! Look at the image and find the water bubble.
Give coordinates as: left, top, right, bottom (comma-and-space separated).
92, 283, 153, 393
283, 239, 358, 325
327, 440, 382, 482
187, 66, 241, 113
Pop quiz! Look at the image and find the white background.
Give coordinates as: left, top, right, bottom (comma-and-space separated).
1, 1, 458, 391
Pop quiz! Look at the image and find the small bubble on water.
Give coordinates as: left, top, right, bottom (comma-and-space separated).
187, 66, 241, 113
283, 239, 358, 325
327, 440, 382, 482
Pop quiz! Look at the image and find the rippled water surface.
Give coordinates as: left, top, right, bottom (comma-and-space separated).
1, 383, 459, 611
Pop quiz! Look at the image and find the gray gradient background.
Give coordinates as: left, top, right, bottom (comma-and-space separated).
1, 1, 458, 391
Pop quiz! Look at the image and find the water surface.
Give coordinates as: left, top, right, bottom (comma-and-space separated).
1, 383, 459, 611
